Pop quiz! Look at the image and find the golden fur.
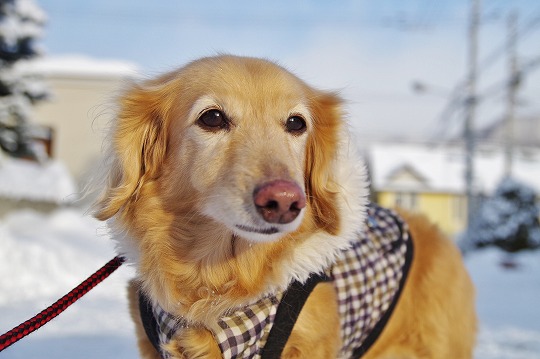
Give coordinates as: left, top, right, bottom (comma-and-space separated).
96, 55, 476, 358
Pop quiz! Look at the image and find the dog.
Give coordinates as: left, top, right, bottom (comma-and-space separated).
94, 55, 477, 358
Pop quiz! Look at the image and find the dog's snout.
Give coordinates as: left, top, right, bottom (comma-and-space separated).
253, 180, 306, 224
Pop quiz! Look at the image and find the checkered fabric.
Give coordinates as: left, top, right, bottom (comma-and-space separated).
152, 303, 188, 358
151, 204, 409, 358
153, 294, 283, 359
214, 294, 283, 358
332, 205, 409, 358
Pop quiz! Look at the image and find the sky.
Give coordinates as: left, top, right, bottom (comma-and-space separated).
35, 0, 540, 141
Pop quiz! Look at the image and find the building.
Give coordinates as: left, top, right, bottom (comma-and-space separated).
17, 55, 139, 186
1, 56, 139, 215
368, 142, 540, 238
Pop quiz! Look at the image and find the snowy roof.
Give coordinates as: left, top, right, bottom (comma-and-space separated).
368, 142, 540, 195
384, 163, 429, 190
15, 55, 140, 79
0, 154, 77, 203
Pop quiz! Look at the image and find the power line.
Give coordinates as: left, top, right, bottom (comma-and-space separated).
482, 0, 507, 19
476, 7, 540, 73
431, 51, 540, 143
519, 9, 540, 37
416, 0, 441, 30
430, 5, 540, 137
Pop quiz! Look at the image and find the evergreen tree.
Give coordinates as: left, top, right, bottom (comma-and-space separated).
468, 177, 540, 253
0, 0, 47, 159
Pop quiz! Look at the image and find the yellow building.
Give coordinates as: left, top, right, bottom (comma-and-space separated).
375, 173, 467, 238
368, 143, 540, 240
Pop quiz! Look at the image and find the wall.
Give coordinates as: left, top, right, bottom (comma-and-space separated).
32, 74, 131, 187
377, 190, 467, 239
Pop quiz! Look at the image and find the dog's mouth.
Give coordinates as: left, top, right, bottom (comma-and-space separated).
235, 224, 279, 235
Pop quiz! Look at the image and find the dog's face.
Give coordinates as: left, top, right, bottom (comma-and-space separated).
96, 55, 342, 245
181, 87, 311, 242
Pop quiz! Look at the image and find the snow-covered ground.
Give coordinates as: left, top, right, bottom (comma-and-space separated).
1, 208, 539, 358
468, 248, 540, 359
0, 209, 137, 359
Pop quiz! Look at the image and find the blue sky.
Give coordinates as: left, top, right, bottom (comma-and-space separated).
36, 0, 540, 140
38, 0, 465, 70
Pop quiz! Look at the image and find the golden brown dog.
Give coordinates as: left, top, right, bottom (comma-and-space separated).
94, 55, 476, 358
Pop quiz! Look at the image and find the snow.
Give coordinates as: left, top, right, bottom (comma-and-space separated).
369, 142, 540, 196
0, 0, 50, 161
0, 0, 46, 47
0, 155, 77, 203
466, 177, 540, 251
0, 208, 539, 358
0, 208, 137, 358
15, 0, 47, 24
16, 55, 140, 79
466, 248, 540, 358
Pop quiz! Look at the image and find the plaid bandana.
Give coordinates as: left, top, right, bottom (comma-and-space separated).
152, 205, 410, 358
152, 293, 283, 359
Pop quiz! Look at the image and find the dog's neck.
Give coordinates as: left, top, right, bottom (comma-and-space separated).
160, 222, 296, 326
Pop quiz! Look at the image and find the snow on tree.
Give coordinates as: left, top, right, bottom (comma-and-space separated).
0, 0, 48, 160
468, 177, 540, 253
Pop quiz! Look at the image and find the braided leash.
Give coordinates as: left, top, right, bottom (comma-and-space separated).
0, 256, 125, 352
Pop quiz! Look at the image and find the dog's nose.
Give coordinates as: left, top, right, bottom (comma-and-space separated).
253, 180, 306, 224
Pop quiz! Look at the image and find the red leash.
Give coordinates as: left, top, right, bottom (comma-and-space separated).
0, 256, 125, 352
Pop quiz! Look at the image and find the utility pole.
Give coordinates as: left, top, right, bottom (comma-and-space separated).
464, 0, 481, 230
504, 10, 519, 177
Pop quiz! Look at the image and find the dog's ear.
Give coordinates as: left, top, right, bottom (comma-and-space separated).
94, 79, 173, 221
305, 92, 342, 235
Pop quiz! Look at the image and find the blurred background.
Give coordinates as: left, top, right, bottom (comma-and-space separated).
0, 0, 539, 358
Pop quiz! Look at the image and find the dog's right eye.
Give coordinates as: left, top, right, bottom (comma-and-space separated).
197, 109, 230, 131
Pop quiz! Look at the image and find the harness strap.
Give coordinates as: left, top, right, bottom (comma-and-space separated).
139, 292, 162, 354
259, 273, 330, 359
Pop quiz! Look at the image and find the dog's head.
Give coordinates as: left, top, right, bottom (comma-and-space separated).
95, 55, 363, 247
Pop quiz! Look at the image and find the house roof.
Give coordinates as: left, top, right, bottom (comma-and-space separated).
368, 142, 540, 195
384, 163, 429, 190
15, 55, 140, 80
0, 154, 77, 203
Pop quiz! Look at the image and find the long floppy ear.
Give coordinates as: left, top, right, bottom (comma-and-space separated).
305, 92, 342, 235
94, 79, 174, 221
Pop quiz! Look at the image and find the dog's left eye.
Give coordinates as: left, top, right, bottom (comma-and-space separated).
197, 109, 230, 131
285, 116, 307, 135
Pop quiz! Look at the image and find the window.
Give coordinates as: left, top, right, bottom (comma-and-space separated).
395, 192, 417, 210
